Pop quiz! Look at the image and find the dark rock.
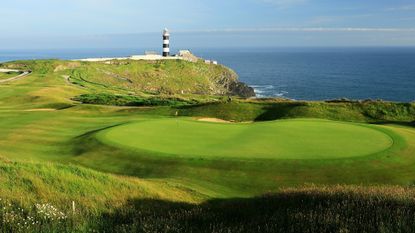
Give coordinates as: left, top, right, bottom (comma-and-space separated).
228, 81, 256, 98
213, 66, 256, 98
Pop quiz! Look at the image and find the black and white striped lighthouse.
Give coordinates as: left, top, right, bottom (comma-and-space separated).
162, 28, 170, 57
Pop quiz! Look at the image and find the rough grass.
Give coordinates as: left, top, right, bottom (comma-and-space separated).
0, 158, 202, 208
177, 100, 415, 123
1, 59, 415, 232
3, 181, 415, 232
0, 71, 21, 80
0, 159, 203, 232
65, 59, 240, 95
73, 93, 198, 107
91, 185, 415, 233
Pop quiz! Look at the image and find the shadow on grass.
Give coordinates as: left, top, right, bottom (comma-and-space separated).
253, 102, 308, 122
373, 121, 415, 128
98, 192, 415, 233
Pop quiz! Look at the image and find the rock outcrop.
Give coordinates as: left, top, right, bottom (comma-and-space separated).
228, 81, 256, 98
211, 65, 255, 98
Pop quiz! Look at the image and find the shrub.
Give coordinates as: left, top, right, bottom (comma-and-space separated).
73, 93, 197, 107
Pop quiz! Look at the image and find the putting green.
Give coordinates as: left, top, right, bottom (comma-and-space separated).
97, 118, 394, 160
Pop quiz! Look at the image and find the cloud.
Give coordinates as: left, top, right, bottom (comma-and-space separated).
260, 0, 308, 9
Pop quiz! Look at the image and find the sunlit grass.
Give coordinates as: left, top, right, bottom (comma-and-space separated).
0, 59, 415, 232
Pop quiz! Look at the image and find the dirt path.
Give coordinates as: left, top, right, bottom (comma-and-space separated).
0, 70, 31, 84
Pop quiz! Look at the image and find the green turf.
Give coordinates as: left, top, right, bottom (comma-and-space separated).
0, 71, 20, 80
1, 59, 415, 232
97, 118, 393, 160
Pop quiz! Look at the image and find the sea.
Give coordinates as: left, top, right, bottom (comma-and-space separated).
1, 47, 414, 102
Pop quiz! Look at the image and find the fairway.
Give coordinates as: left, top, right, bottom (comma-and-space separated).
97, 118, 394, 160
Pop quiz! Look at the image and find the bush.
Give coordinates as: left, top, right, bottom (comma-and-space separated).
73, 93, 197, 107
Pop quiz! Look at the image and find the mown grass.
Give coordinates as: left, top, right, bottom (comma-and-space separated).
71, 121, 413, 198
1, 59, 415, 232
97, 118, 394, 160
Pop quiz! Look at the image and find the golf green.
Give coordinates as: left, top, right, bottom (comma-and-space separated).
97, 118, 394, 160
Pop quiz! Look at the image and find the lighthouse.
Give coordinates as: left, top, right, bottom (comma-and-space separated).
162, 28, 170, 57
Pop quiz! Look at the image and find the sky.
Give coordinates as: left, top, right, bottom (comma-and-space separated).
0, 0, 415, 49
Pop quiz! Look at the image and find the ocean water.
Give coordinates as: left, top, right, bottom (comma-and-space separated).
1, 47, 414, 102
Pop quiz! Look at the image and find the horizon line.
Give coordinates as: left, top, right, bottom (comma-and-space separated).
1, 27, 415, 39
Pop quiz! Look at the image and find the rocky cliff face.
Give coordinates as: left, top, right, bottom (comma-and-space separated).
211, 66, 255, 98
228, 81, 256, 98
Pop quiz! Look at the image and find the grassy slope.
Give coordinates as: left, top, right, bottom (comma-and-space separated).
72, 122, 412, 197
98, 185, 415, 233
1, 105, 410, 198
0, 59, 414, 197
67, 59, 241, 95
0, 159, 202, 208
177, 100, 415, 123
1, 59, 415, 231
0, 60, 83, 110
0, 159, 206, 232
0, 72, 21, 80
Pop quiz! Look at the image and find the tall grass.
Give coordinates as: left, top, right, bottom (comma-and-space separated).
0, 201, 73, 233
97, 185, 415, 233
177, 100, 415, 123
0, 159, 202, 232
2, 185, 415, 232
73, 93, 198, 107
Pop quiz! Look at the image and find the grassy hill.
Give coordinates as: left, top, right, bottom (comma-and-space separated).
0, 59, 415, 232
0, 59, 254, 98
0, 71, 21, 80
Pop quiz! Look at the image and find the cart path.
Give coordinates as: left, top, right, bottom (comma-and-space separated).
0, 69, 31, 83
